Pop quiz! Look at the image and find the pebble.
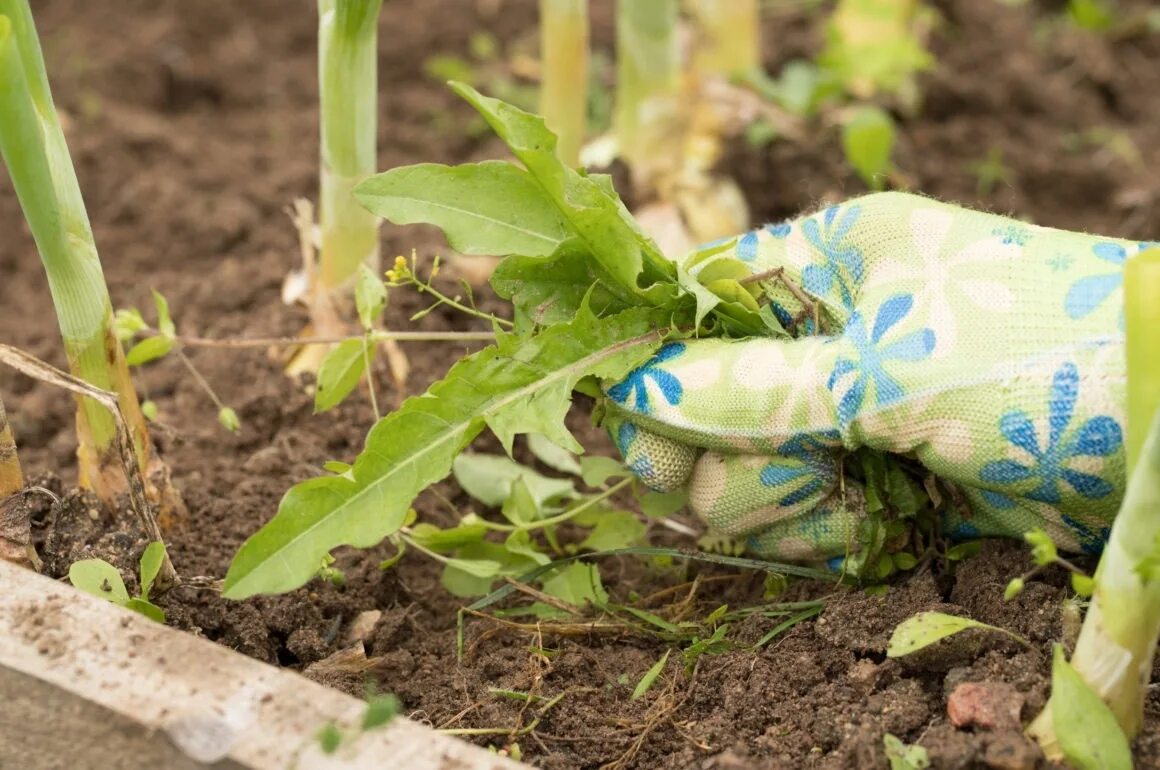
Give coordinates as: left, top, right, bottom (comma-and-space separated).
947, 681, 1023, 731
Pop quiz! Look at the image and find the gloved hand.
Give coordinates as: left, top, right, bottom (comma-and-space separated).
604, 192, 1153, 562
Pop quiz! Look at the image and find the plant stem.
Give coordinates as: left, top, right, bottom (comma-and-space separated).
1125, 248, 1160, 473
318, 0, 384, 289
1028, 248, 1160, 754
0, 2, 152, 500
688, 0, 760, 77
0, 391, 22, 497
539, 0, 589, 167
614, 0, 680, 191
174, 330, 497, 349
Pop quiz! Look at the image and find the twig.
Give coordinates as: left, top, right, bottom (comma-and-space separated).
175, 330, 496, 348
0, 344, 177, 591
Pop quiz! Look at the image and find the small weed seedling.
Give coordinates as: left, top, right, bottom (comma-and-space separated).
68, 541, 169, 623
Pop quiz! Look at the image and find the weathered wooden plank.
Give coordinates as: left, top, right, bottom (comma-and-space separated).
0, 561, 522, 770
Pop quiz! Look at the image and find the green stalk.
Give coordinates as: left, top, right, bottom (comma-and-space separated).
688, 0, 760, 77
539, 0, 589, 167
614, 0, 680, 190
318, 0, 383, 290
1028, 248, 1160, 754
0, 3, 150, 500
1125, 249, 1160, 472
0, 392, 22, 497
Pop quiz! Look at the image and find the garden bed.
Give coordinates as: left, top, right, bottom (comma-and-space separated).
3, 0, 1160, 768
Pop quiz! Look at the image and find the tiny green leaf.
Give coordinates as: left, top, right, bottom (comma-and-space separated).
152, 290, 176, 339
123, 598, 166, 624
125, 336, 173, 367
841, 106, 896, 191
362, 693, 401, 730
317, 722, 343, 755
138, 541, 167, 600
409, 521, 489, 552
355, 264, 388, 330
1051, 645, 1133, 770
69, 559, 130, 606
218, 406, 241, 433
1070, 573, 1095, 598
946, 541, 981, 561
1024, 528, 1058, 566
314, 339, 367, 413
883, 733, 930, 770
886, 611, 1025, 658
579, 456, 629, 487
631, 649, 671, 700
1004, 577, 1025, 601
541, 562, 607, 607
527, 433, 583, 476
113, 308, 148, 343
577, 511, 646, 551
141, 400, 159, 422
639, 488, 688, 518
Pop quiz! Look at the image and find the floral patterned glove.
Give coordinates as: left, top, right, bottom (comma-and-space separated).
603, 192, 1153, 561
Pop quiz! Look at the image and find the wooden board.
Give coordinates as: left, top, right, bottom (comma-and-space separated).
0, 561, 522, 770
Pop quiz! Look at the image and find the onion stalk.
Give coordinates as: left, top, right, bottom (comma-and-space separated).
0, 1, 152, 501
539, 0, 589, 167
1028, 248, 1160, 756
318, 0, 384, 290
688, 0, 759, 78
614, 0, 680, 191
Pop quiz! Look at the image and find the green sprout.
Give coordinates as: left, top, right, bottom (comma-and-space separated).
539, 0, 589, 167
1027, 248, 1160, 766
0, 0, 156, 503
68, 541, 169, 623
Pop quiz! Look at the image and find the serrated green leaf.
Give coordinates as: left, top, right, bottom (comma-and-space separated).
451, 82, 674, 299
841, 106, 895, 191
491, 250, 625, 331
223, 307, 665, 599
453, 453, 574, 509
577, 511, 646, 551
541, 562, 607, 606
631, 649, 670, 700
355, 264, 387, 329
440, 541, 541, 598
125, 336, 173, 366
69, 560, 130, 605
124, 598, 166, 624
355, 161, 573, 258
1051, 645, 1133, 770
527, 433, 583, 476
886, 611, 1024, 658
314, 339, 367, 413
138, 541, 166, 600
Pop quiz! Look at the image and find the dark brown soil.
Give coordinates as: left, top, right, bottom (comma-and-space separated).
3, 1, 1159, 768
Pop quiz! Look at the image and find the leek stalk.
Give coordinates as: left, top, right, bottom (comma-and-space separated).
539, 0, 589, 167
318, 0, 384, 290
1028, 248, 1160, 756
0, 2, 151, 500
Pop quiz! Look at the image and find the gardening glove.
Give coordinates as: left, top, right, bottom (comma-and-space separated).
603, 192, 1153, 561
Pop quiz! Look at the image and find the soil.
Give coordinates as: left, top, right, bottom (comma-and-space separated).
3, 0, 1159, 768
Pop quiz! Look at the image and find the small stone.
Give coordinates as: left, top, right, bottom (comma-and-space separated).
947, 681, 1023, 731
343, 609, 382, 646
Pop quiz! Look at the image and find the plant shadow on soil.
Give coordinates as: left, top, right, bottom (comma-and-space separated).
2, 0, 1159, 768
